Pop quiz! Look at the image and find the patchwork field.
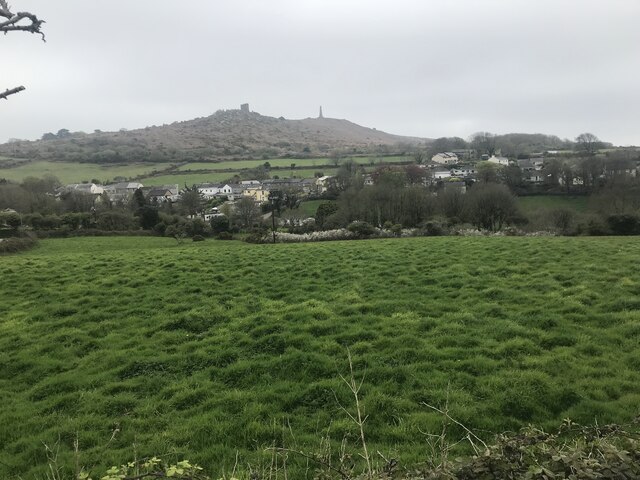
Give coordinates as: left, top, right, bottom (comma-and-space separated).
177, 156, 409, 171
0, 161, 176, 185
1, 236, 640, 478
517, 195, 590, 213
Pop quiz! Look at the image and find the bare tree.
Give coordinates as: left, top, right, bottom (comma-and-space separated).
470, 132, 497, 157
1, 0, 45, 100
575, 132, 601, 156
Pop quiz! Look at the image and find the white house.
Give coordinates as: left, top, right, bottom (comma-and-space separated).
315, 176, 333, 193
451, 167, 476, 177
431, 152, 459, 165
433, 169, 452, 180
64, 183, 104, 195
197, 183, 223, 198
487, 155, 509, 166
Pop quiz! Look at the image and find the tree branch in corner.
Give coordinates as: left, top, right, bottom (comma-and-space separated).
0, 86, 25, 100
0, 0, 45, 40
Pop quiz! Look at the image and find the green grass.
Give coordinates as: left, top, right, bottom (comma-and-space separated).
177, 156, 409, 172
0, 161, 176, 184
139, 168, 343, 186
517, 195, 590, 213
139, 172, 234, 186
2, 236, 640, 478
0, 155, 402, 188
296, 200, 329, 217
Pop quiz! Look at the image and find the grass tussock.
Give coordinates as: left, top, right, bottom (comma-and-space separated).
1, 236, 640, 478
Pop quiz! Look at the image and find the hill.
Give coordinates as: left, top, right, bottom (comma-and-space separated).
0, 109, 427, 165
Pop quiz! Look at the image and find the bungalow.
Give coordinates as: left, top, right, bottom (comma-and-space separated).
197, 183, 224, 199
487, 155, 510, 166
433, 169, 452, 180
451, 167, 476, 177
523, 172, 544, 183
431, 152, 459, 165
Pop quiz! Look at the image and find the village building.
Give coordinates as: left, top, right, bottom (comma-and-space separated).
431, 152, 459, 165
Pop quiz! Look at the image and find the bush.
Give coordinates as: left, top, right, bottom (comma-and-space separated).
390, 223, 403, 236
576, 214, 610, 236
217, 231, 233, 240
210, 215, 230, 234
192, 235, 205, 242
0, 211, 21, 230
0, 235, 37, 254
96, 211, 136, 231
31, 214, 62, 230
607, 213, 640, 235
288, 223, 315, 234
551, 208, 575, 235
347, 220, 376, 238
419, 220, 446, 236
185, 218, 208, 237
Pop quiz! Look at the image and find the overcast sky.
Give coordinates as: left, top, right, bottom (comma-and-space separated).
2, 0, 639, 146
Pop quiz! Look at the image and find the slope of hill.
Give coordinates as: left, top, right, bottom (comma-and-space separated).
0, 109, 427, 165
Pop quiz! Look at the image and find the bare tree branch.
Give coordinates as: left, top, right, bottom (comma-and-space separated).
0, 86, 25, 100
0, 0, 45, 39
1, 1, 44, 103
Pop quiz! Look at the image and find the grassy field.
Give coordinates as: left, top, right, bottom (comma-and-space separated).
0, 161, 176, 184
1, 236, 640, 478
296, 199, 330, 217
517, 195, 590, 213
138, 168, 345, 186
139, 172, 233, 186
177, 156, 410, 171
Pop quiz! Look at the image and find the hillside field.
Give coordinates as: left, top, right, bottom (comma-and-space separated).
517, 195, 590, 213
0, 161, 176, 185
1, 236, 640, 478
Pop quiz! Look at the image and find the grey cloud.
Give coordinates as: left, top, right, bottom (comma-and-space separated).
1, 0, 639, 145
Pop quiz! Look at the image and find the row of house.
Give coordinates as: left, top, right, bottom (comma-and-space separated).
59, 182, 180, 203
195, 176, 334, 202
431, 152, 511, 166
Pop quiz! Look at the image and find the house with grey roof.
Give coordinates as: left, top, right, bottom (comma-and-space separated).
431, 152, 459, 165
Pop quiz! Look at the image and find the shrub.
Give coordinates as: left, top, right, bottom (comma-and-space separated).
0, 211, 21, 230
210, 215, 230, 234
96, 211, 136, 231
390, 223, 403, 236
551, 207, 575, 235
347, 220, 376, 238
217, 231, 233, 240
607, 213, 640, 235
419, 220, 446, 236
0, 236, 37, 254
192, 235, 205, 242
576, 214, 610, 236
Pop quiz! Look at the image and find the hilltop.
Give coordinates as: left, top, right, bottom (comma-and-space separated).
0, 108, 426, 165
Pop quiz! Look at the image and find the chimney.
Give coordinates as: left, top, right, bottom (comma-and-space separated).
319, 106, 324, 119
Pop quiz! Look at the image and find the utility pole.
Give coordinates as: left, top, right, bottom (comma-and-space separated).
271, 199, 276, 244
